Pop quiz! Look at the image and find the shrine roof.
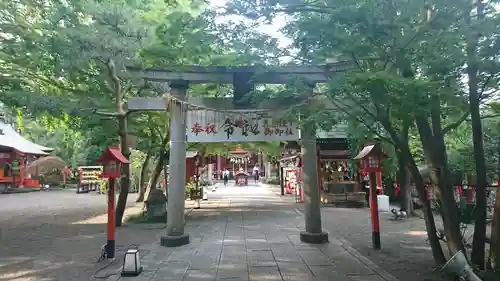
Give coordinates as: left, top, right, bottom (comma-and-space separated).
353, 145, 376, 160
0, 118, 51, 155
108, 147, 129, 163
96, 147, 129, 164
353, 144, 386, 160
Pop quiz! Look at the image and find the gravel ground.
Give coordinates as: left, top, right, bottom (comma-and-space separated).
316, 207, 441, 281
0, 189, 162, 281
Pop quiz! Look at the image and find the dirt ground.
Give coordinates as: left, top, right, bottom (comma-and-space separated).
0, 190, 166, 281
316, 207, 442, 281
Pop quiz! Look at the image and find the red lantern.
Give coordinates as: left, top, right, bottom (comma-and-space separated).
353, 144, 385, 173
96, 146, 130, 178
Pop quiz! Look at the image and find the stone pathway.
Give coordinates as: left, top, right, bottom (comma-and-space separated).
105, 184, 399, 281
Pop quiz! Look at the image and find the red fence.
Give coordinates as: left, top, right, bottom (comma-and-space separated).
425, 184, 497, 217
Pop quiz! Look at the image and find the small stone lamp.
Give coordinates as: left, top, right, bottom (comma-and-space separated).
121, 248, 143, 277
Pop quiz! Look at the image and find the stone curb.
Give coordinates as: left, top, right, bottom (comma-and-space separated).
3, 188, 42, 194
293, 208, 400, 281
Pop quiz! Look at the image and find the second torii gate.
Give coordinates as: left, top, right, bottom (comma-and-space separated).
126, 62, 352, 247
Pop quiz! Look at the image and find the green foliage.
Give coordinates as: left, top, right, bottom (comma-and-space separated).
99, 180, 108, 194
223, 0, 500, 185
185, 181, 196, 198
0, 0, 223, 172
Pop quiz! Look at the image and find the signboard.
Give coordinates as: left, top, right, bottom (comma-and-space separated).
186, 110, 299, 143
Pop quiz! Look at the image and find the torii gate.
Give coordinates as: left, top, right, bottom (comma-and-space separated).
126, 63, 352, 247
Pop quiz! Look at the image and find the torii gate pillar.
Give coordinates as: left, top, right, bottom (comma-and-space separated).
161, 80, 190, 247
299, 89, 328, 244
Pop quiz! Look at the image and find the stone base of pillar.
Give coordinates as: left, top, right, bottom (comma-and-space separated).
300, 231, 329, 244
160, 234, 190, 247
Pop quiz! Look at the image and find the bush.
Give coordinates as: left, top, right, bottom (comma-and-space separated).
98, 180, 108, 194
185, 182, 196, 198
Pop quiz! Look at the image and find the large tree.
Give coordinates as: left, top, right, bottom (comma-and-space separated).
224, 0, 500, 266
0, 0, 220, 225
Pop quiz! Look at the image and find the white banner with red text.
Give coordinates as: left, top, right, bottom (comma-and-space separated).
186, 110, 299, 143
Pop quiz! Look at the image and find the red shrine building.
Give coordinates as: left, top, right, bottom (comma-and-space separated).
0, 112, 53, 192
185, 145, 261, 183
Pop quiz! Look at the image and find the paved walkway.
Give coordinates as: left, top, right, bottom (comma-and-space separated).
104, 184, 399, 281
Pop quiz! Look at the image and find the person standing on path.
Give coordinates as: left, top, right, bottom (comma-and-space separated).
253, 165, 259, 184
223, 168, 229, 186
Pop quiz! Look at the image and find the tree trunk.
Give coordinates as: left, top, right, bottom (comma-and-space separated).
105, 58, 130, 227
148, 154, 165, 191
490, 188, 500, 269
397, 150, 413, 214
136, 151, 152, 202
142, 155, 164, 207
371, 108, 445, 263
115, 115, 130, 227
488, 137, 500, 269
405, 146, 446, 264
467, 1, 487, 268
415, 114, 465, 255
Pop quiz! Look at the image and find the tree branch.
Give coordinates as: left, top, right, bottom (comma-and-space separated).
325, 96, 395, 145
96, 111, 119, 117
350, 53, 364, 72
478, 73, 494, 100
442, 111, 470, 135
106, 59, 124, 115
479, 113, 500, 119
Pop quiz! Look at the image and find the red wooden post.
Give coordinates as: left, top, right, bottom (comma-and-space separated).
369, 172, 381, 249
96, 146, 129, 260
62, 171, 67, 185
468, 185, 475, 204
107, 177, 116, 258
19, 157, 25, 187
353, 143, 386, 250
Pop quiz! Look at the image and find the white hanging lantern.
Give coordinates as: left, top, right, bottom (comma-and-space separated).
121, 249, 143, 277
